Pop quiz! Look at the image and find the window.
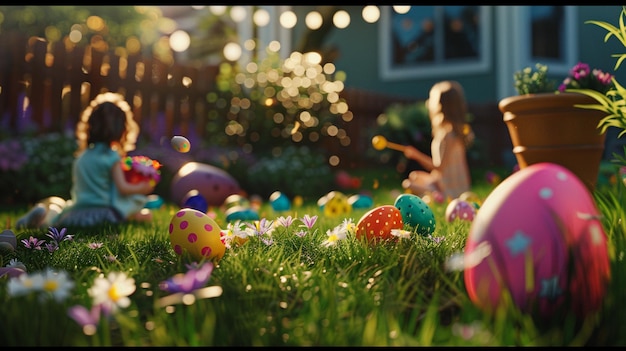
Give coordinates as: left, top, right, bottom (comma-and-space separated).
379, 6, 491, 80
523, 6, 576, 76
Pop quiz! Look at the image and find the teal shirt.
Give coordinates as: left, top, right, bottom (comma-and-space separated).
69, 143, 147, 218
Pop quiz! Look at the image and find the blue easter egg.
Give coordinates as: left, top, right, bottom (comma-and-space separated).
182, 189, 209, 213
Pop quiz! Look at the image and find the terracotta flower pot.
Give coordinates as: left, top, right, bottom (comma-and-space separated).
499, 92, 606, 192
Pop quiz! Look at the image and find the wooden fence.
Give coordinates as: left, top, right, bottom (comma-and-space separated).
0, 31, 510, 168
0, 31, 221, 139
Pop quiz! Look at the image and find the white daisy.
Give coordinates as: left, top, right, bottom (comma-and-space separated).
88, 272, 136, 313
40, 268, 75, 302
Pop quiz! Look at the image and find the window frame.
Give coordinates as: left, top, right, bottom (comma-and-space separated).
379, 5, 492, 81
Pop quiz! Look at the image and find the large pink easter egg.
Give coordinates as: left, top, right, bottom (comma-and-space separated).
464, 162, 610, 318
356, 205, 404, 243
171, 162, 241, 207
168, 208, 226, 262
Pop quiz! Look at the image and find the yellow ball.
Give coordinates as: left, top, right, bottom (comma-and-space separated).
168, 208, 225, 262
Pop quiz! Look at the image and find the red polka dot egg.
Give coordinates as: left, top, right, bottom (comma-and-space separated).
356, 205, 404, 243
169, 208, 226, 262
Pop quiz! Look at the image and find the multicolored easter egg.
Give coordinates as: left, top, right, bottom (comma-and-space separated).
620, 166, 626, 187
356, 205, 404, 243
323, 191, 352, 217
445, 198, 476, 222
393, 193, 435, 236
171, 135, 191, 153
459, 191, 482, 209
168, 208, 226, 262
464, 163, 610, 318
269, 191, 291, 212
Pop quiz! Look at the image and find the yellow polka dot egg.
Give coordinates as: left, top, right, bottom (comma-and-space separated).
168, 208, 226, 262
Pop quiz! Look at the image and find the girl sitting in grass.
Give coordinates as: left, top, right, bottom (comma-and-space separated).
16, 92, 154, 228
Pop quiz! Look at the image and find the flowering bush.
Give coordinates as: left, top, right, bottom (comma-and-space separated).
0, 132, 75, 204
246, 145, 334, 200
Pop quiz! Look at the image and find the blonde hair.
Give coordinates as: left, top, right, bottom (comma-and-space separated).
75, 92, 139, 155
427, 80, 474, 146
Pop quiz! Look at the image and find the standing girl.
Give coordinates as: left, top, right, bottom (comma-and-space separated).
16, 92, 154, 228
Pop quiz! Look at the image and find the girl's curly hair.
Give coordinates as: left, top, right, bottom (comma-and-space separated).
75, 92, 139, 155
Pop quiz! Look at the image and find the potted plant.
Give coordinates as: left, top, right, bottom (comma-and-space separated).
499, 61, 614, 192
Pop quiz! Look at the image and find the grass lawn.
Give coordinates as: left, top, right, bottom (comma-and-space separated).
0, 165, 625, 346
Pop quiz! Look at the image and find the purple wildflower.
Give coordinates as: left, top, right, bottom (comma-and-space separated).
67, 304, 102, 330
46, 227, 72, 244
246, 218, 275, 236
21, 236, 46, 250
45, 241, 59, 253
276, 215, 295, 228
261, 237, 274, 246
299, 214, 318, 230
159, 261, 214, 294
87, 242, 103, 249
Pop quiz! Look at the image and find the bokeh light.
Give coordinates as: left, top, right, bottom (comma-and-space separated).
393, 6, 411, 14
209, 6, 227, 16
169, 30, 190, 52
230, 6, 247, 23
223, 42, 242, 61
280, 10, 297, 29
362, 6, 380, 23
333, 10, 350, 29
253, 8, 270, 27
305, 11, 323, 30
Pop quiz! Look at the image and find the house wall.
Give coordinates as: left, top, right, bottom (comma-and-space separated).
291, 6, 625, 106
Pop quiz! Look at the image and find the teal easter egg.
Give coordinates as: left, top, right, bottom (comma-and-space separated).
269, 191, 291, 211
348, 194, 373, 209
394, 193, 436, 236
225, 206, 259, 222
